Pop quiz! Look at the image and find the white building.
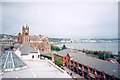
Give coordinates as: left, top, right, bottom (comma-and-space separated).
14, 44, 41, 60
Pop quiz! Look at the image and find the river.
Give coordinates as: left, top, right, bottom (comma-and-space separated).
57, 42, 119, 55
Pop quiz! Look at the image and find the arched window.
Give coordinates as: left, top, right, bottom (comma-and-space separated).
42, 49, 44, 51
32, 55, 34, 59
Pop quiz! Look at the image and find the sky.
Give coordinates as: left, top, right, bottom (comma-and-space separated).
0, 0, 118, 39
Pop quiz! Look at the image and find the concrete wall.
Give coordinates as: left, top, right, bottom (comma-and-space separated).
22, 53, 40, 60
15, 49, 41, 60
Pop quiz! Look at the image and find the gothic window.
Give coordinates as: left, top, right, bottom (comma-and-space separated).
25, 33, 28, 35
42, 49, 44, 51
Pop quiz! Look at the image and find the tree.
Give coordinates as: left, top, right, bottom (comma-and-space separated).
98, 51, 110, 60
62, 44, 67, 50
117, 56, 120, 64
51, 45, 61, 51
55, 58, 63, 67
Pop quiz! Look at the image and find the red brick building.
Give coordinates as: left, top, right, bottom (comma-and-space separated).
54, 49, 72, 67
17, 24, 51, 53
54, 49, 120, 80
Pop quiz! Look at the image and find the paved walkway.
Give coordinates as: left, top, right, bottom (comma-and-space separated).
1, 60, 72, 78
63, 67, 84, 80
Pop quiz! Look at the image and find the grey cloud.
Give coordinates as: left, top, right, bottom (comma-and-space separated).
1, 2, 118, 38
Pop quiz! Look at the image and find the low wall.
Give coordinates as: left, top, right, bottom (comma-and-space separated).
47, 60, 66, 73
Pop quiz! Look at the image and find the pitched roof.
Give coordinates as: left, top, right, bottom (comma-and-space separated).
20, 44, 37, 55
56, 49, 72, 57
14, 43, 21, 49
68, 52, 78, 57
30, 36, 42, 41
72, 53, 120, 79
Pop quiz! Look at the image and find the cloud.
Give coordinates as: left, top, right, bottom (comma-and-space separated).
0, 3, 2, 33
2, 2, 118, 38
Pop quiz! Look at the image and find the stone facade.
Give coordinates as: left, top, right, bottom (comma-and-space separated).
17, 24, 51, 52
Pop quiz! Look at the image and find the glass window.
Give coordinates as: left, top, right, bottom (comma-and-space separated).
32, 55, 34, 59
38, 55, 40, 58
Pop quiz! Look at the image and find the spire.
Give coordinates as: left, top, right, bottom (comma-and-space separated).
24, 23, 27, 27
24, 19, 28, 28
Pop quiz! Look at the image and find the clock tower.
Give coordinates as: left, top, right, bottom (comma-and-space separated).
22, 24, 30, 45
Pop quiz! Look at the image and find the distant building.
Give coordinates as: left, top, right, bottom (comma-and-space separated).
0, 39, 15, 50
17, 24, 51, 53
0, 44, 1, 56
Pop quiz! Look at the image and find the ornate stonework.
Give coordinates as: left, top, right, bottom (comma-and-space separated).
17, 24, 51, 52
